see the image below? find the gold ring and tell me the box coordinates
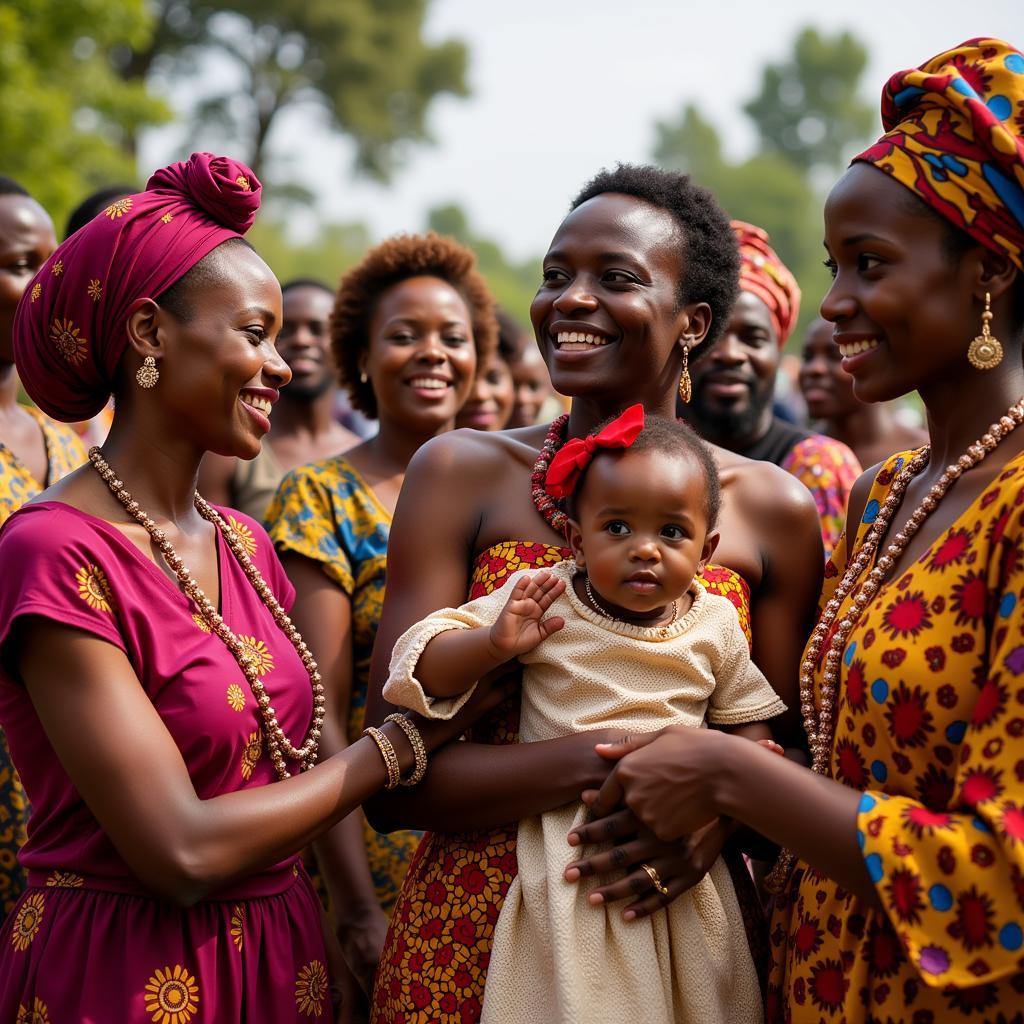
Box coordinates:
[641,862,669,897]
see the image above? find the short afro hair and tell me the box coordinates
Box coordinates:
[332,232,499,418]
[569,412,721,531]
[0,175,30,198]
[281,277,333,297]
[570,164,740,358]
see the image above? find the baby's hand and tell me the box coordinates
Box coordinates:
[757,738,785,757]
[488,571,566,660]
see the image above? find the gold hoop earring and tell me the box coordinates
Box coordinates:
[967,292,1003,370]
[136,355,159,389]
[678,345,692,404]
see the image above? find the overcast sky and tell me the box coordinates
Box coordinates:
[143,2,1023,260]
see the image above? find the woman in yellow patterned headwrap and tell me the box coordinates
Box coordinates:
[562,38,1024,1022]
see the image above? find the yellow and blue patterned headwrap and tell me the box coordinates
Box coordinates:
[853,37,1024,271]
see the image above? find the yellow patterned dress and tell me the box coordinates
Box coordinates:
[768,449,1024,1021]
[266,455,422,911]
[0,406,85,917]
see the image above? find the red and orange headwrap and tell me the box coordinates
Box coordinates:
[731,221,801,346]
[13,153,262,421]
[853,37,1024,271]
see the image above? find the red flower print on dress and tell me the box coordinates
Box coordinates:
[925,645,947,671]
[460,996,482,1023]
[886,867,926,925]
[1001,803,1024,844]
[938,845,957,875]
[945,983,1000,1014]
[793,915,824,962]
[914,764,954,809]
[881,647,907,668]
[451,917,478,946]
[885,682,935,748]
[971,679,1008,727]
[867,921,904,978]
[928,528,972,571]
[948,886,995,951]
[834,738,868,787]
[808,958,848,1011]
[903,804,955,838]
[882,590,933,639]
[845,660,868,711]
[951,571,991,626]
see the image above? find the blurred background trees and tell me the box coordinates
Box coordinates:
[4,9,875,339]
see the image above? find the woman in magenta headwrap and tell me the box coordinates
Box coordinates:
[562,38,1024,1021]
[0,154,497,1023]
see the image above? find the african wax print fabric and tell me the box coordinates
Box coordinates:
[0,407,84,918]
[768,449,1024,1021]
[266,455,422,911]
[733,221,801,345]
[0,503,330,1021]
[854,38,1024,271]
[370,541,762,1022]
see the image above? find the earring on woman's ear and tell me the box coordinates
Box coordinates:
[136,355,160,389]
[359,371,368,384]
[678,343,692,404]
[968,292,1003,370]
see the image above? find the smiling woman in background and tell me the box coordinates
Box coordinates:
[266,232,498,997]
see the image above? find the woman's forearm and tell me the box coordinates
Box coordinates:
[365,730,617,834]
[716,736,879,904]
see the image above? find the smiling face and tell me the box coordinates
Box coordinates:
[456,348,514,431]
[363,275,476,433]
[530,193,698,407]
[687,289,780,445]
[568,447,718,622]
[799,317,859,421]
[0,195,56,363]
[277,284,336,401]
[821,163,990,404]
[149,243,289,459]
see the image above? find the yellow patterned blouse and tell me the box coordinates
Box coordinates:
[0,406,86,916]
[768,449,1024,1020]
[266,455,421,912]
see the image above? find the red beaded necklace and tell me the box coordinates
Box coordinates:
[530,414,570,532]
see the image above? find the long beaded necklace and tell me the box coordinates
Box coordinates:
[531,413,570,533]
[88,447,326,780]
[767,398,1024,890]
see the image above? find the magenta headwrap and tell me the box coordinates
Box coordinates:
[13,153,262,421]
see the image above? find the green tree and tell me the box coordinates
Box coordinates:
[0,0,169,226]
[121,0,469,183]
[427,203,541,328]
[743,28,874,173]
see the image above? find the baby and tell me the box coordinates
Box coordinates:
[384,405,784,1024]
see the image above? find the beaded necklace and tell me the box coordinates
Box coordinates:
[88,447,325,780]
[530,414,570,533]
[767,398,1024,890]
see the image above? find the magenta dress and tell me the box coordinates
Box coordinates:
[0,502,331,1023]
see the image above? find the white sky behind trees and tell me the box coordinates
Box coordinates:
[143,1,1023,260]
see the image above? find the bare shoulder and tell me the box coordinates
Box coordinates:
[407,424,549,486]
[716,448,819,533]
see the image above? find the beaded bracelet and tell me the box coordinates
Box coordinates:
[385,713,428,786]
[363,725,401,789]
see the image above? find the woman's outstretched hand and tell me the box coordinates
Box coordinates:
[564,814,732,920]
[582,726,732,842]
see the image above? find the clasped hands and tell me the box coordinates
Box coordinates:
[562,725,746,920]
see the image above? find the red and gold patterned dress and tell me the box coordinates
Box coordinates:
[768,450,1024,1021]
[371,540,757,1023]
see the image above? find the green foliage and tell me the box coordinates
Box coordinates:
[744,28,874,173]
[133,0,469,183]
[427,204,540,328]
[0,0,169,227]
[652,28,876,344]
[246,217,372,290]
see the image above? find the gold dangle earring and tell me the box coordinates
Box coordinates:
[136,355,159,389]
[967,292,1003,370]
[678,343,692,404]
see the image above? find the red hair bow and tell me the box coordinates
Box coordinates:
[545,404,645,499]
